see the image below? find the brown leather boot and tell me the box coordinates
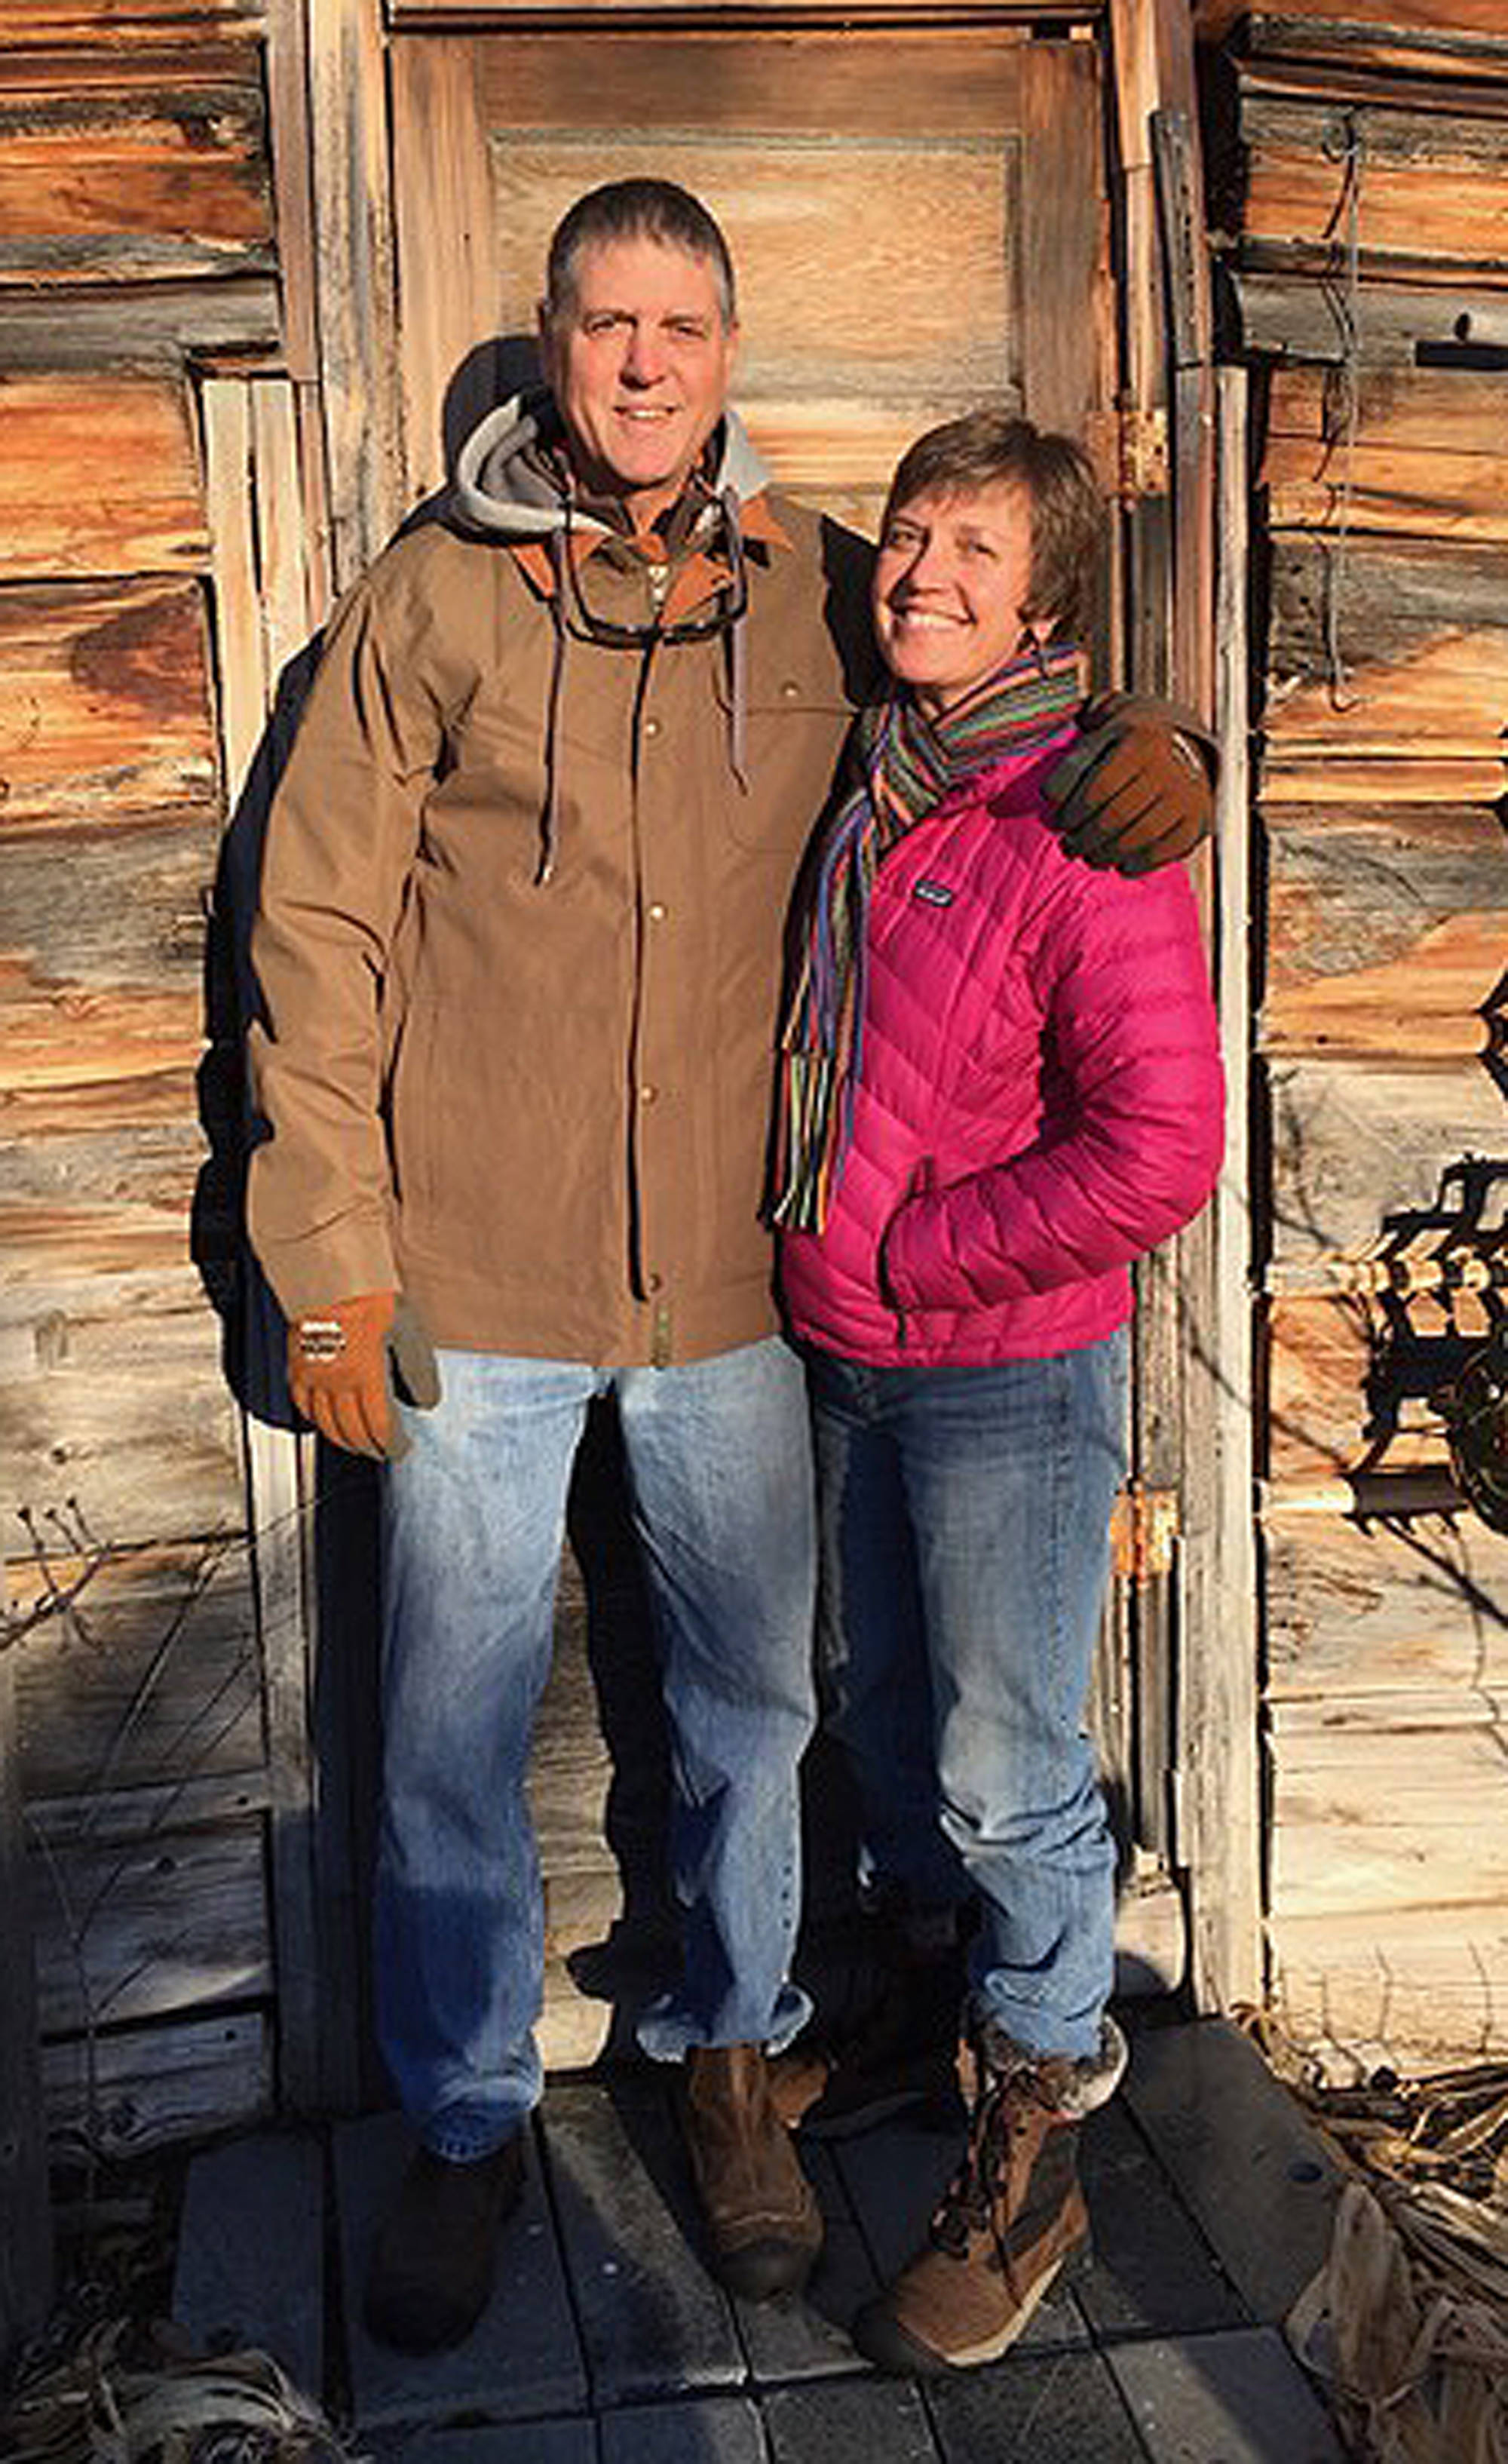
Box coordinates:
[851,2018,1126,2375]
[681,2044,823,2300]
[363,2136,524,2353]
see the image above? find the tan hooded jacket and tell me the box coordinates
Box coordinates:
[247,398,875,1365]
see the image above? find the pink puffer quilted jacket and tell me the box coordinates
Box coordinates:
[777,729,1225,1367]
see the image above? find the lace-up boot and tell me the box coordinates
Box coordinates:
[851,2016,1126,2374]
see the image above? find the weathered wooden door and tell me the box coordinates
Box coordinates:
[388,29,1109,529]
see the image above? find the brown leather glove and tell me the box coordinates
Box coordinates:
[287,1290,440,1460]
[1044,710,1215,875]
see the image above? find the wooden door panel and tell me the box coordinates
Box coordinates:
[394,32,1108,523]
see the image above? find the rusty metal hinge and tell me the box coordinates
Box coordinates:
[1117,403,1169,502]
[1111,1483,1180,1583]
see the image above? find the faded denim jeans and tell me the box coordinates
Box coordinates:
[808,1329,1128,2061]
[377,1337,817,2161]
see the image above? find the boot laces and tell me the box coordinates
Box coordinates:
[928,2049,1046,2258]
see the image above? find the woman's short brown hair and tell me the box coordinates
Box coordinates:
[882,410,1103,641]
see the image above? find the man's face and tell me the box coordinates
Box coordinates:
[872,483,1038,716]
[541,236,739,527]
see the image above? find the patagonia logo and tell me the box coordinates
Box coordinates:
[913,879,955,907]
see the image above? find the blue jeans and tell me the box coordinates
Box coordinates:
[808,1330,1127,2061]
[377,1337,817,2161]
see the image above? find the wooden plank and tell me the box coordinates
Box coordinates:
[334,2110,586,2430]
[0,277,279,368]
[541,2073,743,2402]
[6,1,262,32]
[1077,2098,1246,2340]
[1108,2327,1346,2462]
[41,2008,271,2159]
[1230,266,1508,365]
[473,26,1037,132]
[1239,91,1508,274]
[0,48,273,289]
[927,2352,1148,2464]
[1237,3,1508,75]
[1270,1716,1508,1922]
[375,2430,593,2464]
[1120,2019,1341,2326]
[1263,1508,1508,1703]
[1,1271,242,1548]
[1179,365,1261,2015]
[201,378,265,804]
[391,40,498,506]
[1019,37,1108,440]
[173,2128,323,2390]
[306,0,403,586]
[0,578,217,830]
[0,373,207,582]
[1267,1064,1508,1284]
[262,0,319,382]
[762,2381,937,2464]
[1259,750,1508,806]
[1269,1900,1508,2073]
[1265,1291,1458,1497]
[1265,534,1508,759]
[599,2404,764,2464]
[1264,364,1508,545]
[30,1815,271,2033]
[0,1584,54,2358]
[1261,798,1507,1064]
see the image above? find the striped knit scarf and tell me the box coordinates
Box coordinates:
[769,639,1083,1233]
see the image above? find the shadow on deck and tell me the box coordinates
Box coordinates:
[172,2016,1349,2462]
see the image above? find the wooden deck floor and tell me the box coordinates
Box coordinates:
[171,2018,1350,2463]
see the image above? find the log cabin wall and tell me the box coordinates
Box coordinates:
[0,0,324,2171]
[1207,0,1508,2073]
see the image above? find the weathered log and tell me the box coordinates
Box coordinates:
[1229,267,1508,366]
[1,1267,242,1548]
[1264,1506,1508,1704]
[0,373,207,581]
[1239,90,1508,274]
[0,579,217,830]
[1264,533,1508,757]
[1265,1291,1464,1498]
[11,1540,262,1802]
[0,46,273,288]
[1234,6,1508,83]
[1267,1063,1508,1284]
[29,1817,271,2033]
[41,2010,270,2162]
[1263,365,1508,544]
[1260,796,1507,1060]
[1270,1710,1508,1922]
[0,278,278,367]
[1270,1901,1508,2075]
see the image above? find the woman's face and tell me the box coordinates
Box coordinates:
[872,481,1037,716]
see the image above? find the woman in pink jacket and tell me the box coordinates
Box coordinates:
[772,410,1224,2376]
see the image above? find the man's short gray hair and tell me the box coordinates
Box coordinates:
[545,179,737,327]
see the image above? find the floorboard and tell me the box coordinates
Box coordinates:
[1108,2327,1348,2462]
[170,2125,323,2394]
[1120,2022,1342,2326]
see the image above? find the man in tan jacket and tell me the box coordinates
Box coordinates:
[248,177,1212,2355]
